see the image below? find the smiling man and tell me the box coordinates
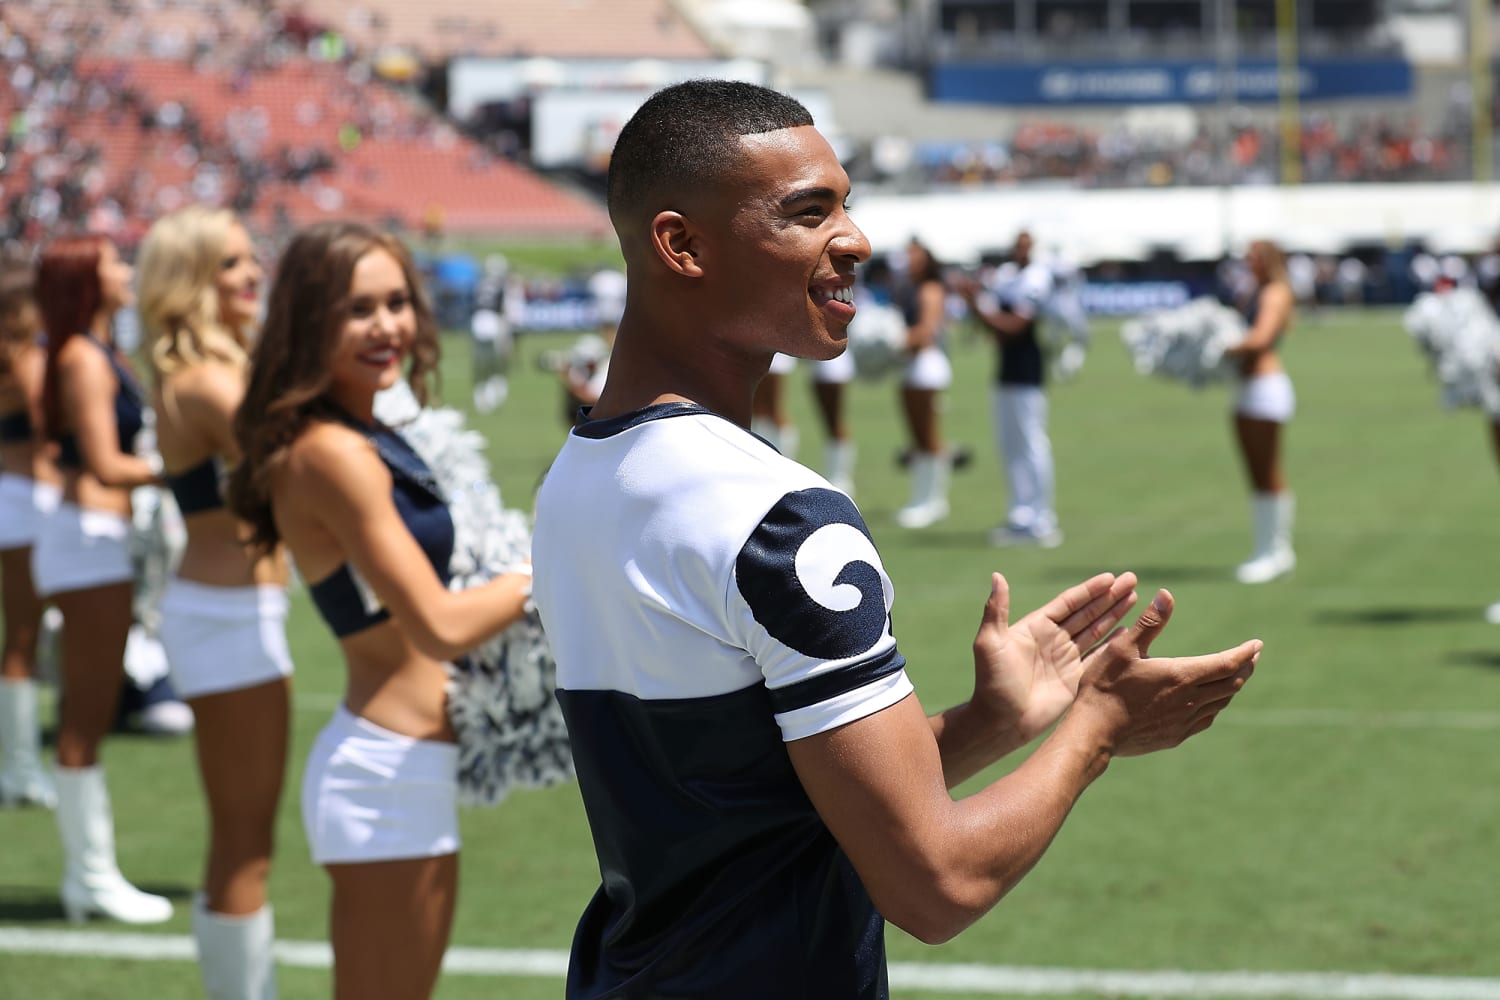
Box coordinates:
[530,80,1262,1000]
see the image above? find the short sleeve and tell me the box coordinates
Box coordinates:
[728,487,913,742]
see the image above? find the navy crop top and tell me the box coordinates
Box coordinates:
[307,421,454,638]
[56,336,147,469]
[0,409,30,443]
[165,456,224,516]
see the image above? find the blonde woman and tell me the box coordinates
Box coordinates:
[33,235,170,923]
[138,207,289,997]
[0,262,61,807]
[1224,240,1297,584]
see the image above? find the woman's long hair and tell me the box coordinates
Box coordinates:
[138,206,249,382]
[36,235,107,440]
[0,264,40,380]
[228,221,440,552]
[1250,239,1288,286]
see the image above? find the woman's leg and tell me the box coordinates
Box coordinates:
[1233,415,1285,494]
[901,386,942,455]
[812,380,846,443]
[0,546,43,682]
[191,677,291,914]
[0,544,53,806]
[52,582,132,768]
[327,854,459,1000]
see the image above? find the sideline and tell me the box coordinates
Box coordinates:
[2,927,1499,999]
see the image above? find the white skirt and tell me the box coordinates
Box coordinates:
[1235,372,1296,423]
[0,474,60,551]
[903,345,952,391]
[159,581,293,699]
[31,502,132,597]
[812,349,856,386]
[302,706,460,865]
[767,352,797,377]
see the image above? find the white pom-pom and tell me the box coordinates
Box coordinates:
[1402,287,1500,415]
[846,300,908,380]
[1120,297,1246,389]
[373,383,574,807]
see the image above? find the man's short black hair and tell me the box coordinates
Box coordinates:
[607,80,814,223]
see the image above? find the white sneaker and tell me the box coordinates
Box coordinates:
[136,700,194,736]
[989,525,1064,549]
[1485,601,1500,624]
[895,499,949,529]
[1235,549,1295,584]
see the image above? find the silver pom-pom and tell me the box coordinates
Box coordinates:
[1403,287,1500,416]
[374,382,574,806]
[847,299,909,380]
[1120,297,1246,389]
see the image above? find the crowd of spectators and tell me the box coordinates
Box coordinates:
[851,112,1469,190]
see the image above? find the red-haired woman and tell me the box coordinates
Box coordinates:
[0,261,61,807]
[32,235,170,923]
[230,222,531,999]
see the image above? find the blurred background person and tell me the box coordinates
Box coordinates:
[962,230,1064,548]
[0,255,61,808]
[33,234,171,923]
[894,238,954,529]
[138,205,291,998]
[1225,239,1298,584]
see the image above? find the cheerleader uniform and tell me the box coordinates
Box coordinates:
[0,409,60,552]
[157,457,293,699]
[1233,295,1296,423]
[31,336,142,597]
[301,422,460,865]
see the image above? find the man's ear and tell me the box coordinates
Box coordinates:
[650,211,705,279]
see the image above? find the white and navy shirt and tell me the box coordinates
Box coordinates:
[532,401,914,1000]
[989,260,1055,387]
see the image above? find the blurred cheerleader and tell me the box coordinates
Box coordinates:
[893,238,953,528]
[0,259,60,808]
[1224,240,1297,584]
[229,222,531,999]
[33,235,171,923]
[750,353,800,460]
[137,206,289,997]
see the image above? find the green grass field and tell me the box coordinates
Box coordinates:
[2,307,1498,999]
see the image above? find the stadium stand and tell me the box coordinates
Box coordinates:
[0,0,610,245]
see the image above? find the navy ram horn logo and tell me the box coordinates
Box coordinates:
[735,488,892,660]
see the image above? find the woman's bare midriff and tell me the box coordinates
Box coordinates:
[174,508,288,588]
[339,621,455,744]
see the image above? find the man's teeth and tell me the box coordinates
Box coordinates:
[817,286,854,305]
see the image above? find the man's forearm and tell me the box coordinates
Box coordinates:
[929,698,1029,789]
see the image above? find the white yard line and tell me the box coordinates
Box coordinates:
[2,927,1498,999]
[289,692,1500,731]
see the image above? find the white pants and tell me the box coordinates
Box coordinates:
[0,474,60,550]
[302,706,459,865]
[159,581,293,699]
[992,385,1057,533]
[903,345,952,391]
[1235,372,1296,423]
[31,502,132,597]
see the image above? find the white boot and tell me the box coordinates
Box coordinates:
[0,678,56,808]
[1236,492,1296,584]
[194,894,279,1000]
[750,417,778,448]
[55,766,173,924]
[896,452,950,529]
[825,441,857,497]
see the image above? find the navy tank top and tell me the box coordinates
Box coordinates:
[165,456,224,516]
[307,421,454,638]
[56,336,146,468]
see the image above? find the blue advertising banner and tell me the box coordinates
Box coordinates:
[931,58,1411,105]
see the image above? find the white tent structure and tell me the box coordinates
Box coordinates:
[849,183,1500,264]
